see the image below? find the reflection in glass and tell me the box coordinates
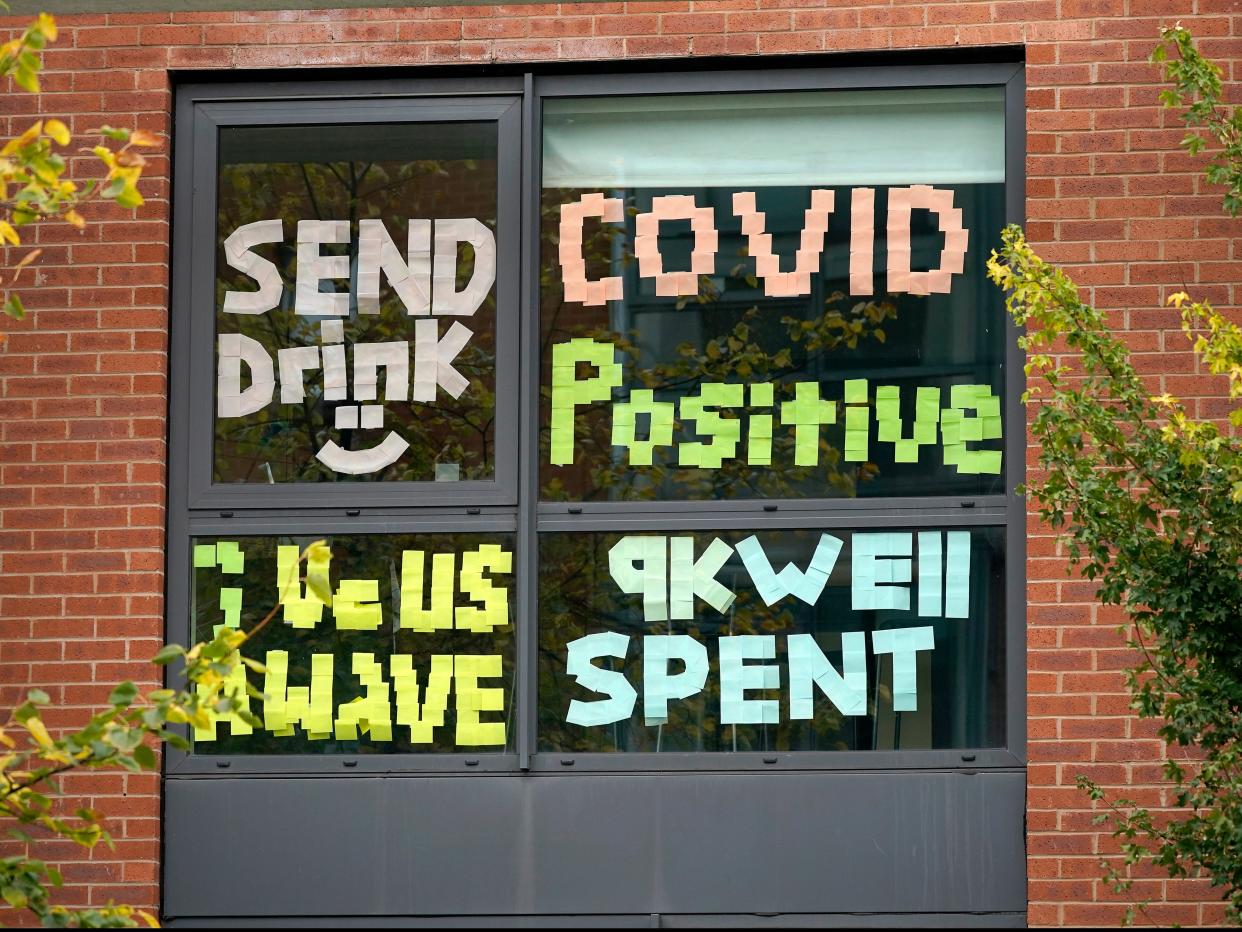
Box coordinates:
[191,533,515,755]
[214,123,499,484]
[538,527,1005,753]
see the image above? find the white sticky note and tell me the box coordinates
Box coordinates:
[360,405,383,429]
[851,532,913,611]
[222,218,284,315]
[608,536,668,623]
[717,635,780,725]
[642,635,708,726]
[918,531,943,617]
[787,632,868,718]
[565,632,637,727]
[945,531,971,618]
[871,626,935,712]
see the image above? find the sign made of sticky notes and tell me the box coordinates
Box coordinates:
[565,530,974,728]
[192,540,513,748]
[216,217,496,477]
[556,185,967,305]
[549,337,1003,475]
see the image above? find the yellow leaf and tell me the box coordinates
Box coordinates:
[0,221,19,246]
[37,13,57,42]
[0,730,13,749]
[139,911,159,929]
[44,119,70,147]
[63,210,84,230]
[2,121,43,157]
[128,129,160,148]
[91,145,116,169]
[25,717,52,748]
[14,248,41,271]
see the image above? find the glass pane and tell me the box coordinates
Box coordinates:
[540,91,1007,502]
[191,533,515,754]
[543,88,1005,188]
[214,122,498,484]
[538,527,1005,753]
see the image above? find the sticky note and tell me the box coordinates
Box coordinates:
[565,632,638,727]
[609,536,668,622]
[851,532,912,611]
[643,635,708,726]
[454,654,506,746]
[456,544,512,633]
[193,544,216,569]
[679,383,744,469]
[334,652,393,743]
[871,626,935,712]
[779,381,836,467]
[668,536,737,618]
[787,632,867,718]
[392,653,453,744]
[215,541,244,574]
[193,661,252,742]
[612,389,674,467]
[400,550,455,632]
[718,635,780,725]
[917,531,943,617]
[549,338,623,466]
[945,531,971,618]
[219,587,242,629]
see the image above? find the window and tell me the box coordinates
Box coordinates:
[168,66,1023,774]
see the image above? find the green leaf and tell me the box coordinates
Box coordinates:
[151,644,184,666]
[114,185,143,209]
[12,66,37,93]
[107,682,138,707]
[4,293,25,320]
[132,744,156,770]
[26,688,48,705]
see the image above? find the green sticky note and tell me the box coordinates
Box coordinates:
[915,387,941,421]
[893,439,919,463]
[193,544,216,568]
[877,419,901,442]
[751,383,774,406]
[960,417,984,442]
[875,385,899,402]
[914,421,937,444]
[219,587,242,628]
[977,396,1001,419]
[216,541,244,574]
[876,399,900,422]
[950,383,975,408]
[975,450,1003,474]
[844,379,868,404]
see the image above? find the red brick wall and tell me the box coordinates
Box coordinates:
[0,0,1236,925]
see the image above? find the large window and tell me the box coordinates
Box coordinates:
[168,68,1022,773]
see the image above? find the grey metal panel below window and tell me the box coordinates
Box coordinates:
[163,771,1024,919]
[165,911,1025,928]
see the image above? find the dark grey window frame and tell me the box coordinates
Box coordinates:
[166,60,1025,778]
[179,92,523,511]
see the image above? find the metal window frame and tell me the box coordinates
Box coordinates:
[166,59,1025,779]
[174,91,523,511]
